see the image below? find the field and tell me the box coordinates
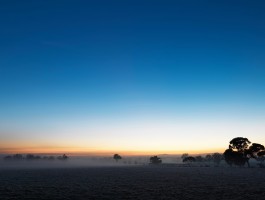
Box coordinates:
[1,165,265,200]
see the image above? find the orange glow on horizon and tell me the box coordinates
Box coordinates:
[0,145,226,156]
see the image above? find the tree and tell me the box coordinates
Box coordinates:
[229,137,251,152]
[26,154,41,160]
[223,149,234,166]
[212,153,222,165]
[257,150,265,157]
[113,154,122,162]
[150,156,162,164]
[227,137,251,167]
[246,143,265,158]
[48,156,55,160]
[57,154,68,160]
[13,154,23,160]
[183,156,196,163]
[224,137,250,167]
[205,154,213,162]
[195,156,203,162]
[257,151,265,167]
[224,149,248,167]
[181,153,189,160]
[3,155,12,160]
[224,137,264,167]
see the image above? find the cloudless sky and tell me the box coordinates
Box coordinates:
[0,0,265,155]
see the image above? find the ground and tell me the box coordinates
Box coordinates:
[1,166,265,200]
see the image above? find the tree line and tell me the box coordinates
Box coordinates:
[3,154,69,161]
[181,153,223,165]
[4,137,265,167]
[116,137,265,167]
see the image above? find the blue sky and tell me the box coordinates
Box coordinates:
[0,0,265,154]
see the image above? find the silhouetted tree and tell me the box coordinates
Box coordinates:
[3,154,23,160]
[26,154,34,160]
[26,154,41,160]
[224,137,263,167]
[48,156,55,160]
[181,153,189,160]
[3,155,12,160]
[13,154,23,160]
[205,154,213,162]
[183,156,196,163]
[229,137,251,152]
[257,151,265,167]
[246,143,265,158]
[223,149,233,166]
[113,154,122,162]
[257,150,265,157]
[224,149,247,167]
[150,156,162,164]
[212,153,222,165]
[195,156,203,162]
[227,137,251,167]
[57,154,68,160]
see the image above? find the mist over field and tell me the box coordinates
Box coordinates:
[0,154,263,170]
[0,155,184,169]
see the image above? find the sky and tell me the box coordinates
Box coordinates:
[0,0,265,155]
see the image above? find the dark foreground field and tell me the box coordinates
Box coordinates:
[1,166,265,200]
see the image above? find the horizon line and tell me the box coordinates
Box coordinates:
[0,148,226,156]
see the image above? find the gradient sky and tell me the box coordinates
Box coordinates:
[1,0,265,155]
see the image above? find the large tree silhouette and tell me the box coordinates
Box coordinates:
[224,149,248,167]
[229,137,251,152]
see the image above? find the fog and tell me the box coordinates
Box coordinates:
[2,154,261,170]
[0,154,188,169]
[0,156,144,169]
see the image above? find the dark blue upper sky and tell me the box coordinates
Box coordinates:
[1,0,265,153]
[1,0,265,122]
